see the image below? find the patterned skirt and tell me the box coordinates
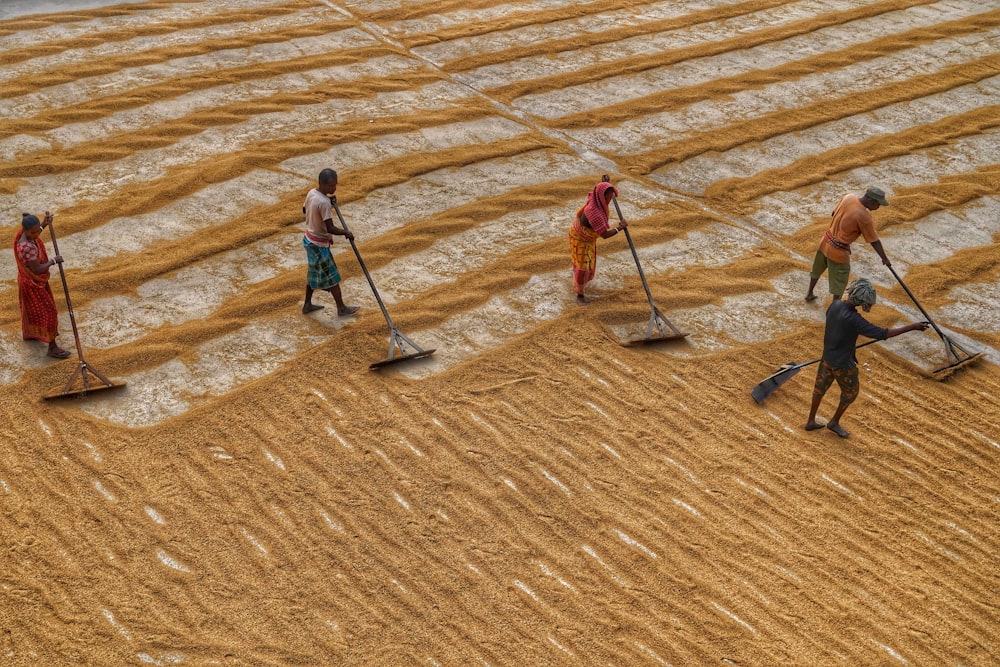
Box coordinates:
[568,217,599,295]
[303,237,341,290]
[18,276,59,343]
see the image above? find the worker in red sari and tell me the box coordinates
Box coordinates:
[14,212,69,358]
[568,178,627,305]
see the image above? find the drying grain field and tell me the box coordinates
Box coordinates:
[2,0,998,664]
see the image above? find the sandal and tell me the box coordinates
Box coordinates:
[47,347,71,359]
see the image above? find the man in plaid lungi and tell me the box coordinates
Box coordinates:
[302,168,359,316]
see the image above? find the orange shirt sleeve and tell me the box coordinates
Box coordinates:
[856,211,879,244]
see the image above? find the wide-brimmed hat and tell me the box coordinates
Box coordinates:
[865,187,890,207]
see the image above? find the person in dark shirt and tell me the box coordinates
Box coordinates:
[805,278,928,438]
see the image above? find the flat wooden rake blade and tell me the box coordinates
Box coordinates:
[751,364,801,404]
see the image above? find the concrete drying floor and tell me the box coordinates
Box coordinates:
[1,1,998,664]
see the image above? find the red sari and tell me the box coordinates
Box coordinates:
[567,182,618,296]
[14,229,59,343]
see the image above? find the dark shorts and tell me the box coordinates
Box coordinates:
[810,251,850,297]
[813,361,859,406]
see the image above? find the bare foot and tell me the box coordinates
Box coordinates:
[576,295,587,305]
[47,347,71,359]
[804,293,817,302]
[302,303,324,314]
[804,420,825,431]
[337,305,360,316]
[827,422,850,438]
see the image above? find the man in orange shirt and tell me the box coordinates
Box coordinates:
[805,187,892,302]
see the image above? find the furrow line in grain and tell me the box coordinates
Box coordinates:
[419,0,793,71]
[0,0,299,39]
[0,1,312,67]
[491,0,980,110]
[0,35,401,135]
[701,102,1000,202]
[0,50,433,168]
[358,0,628,26]
[1,82,494,231]
[630,56,1000,176]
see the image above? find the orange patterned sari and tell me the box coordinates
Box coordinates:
[568,215,599,296]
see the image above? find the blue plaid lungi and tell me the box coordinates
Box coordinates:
[303,237,341,290]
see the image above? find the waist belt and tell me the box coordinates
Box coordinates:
[305,230,332,246]
[823,230,851,254]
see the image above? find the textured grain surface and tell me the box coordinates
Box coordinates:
[1,0,998,664]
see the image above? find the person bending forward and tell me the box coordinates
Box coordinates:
[805,278,927,438]
[806,187,892,303]
[568,179,626,305]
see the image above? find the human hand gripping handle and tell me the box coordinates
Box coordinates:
[326,194,353,240]
[40,212,63,268]
[887,320,930,339]
[871,239,891,267]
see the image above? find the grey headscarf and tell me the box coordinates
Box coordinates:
[846,278,877,311]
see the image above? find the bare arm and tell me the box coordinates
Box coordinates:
[321,196,354,240]
[600,219,627,239]
[886,321,929,338]
[25,255,62,274]
[25,211,63,273]
[870,239,891,267]
[323,216,353,241]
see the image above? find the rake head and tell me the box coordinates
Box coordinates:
[370,348,435,370]
[929,335,983,380]
[619,309,688,346]
[751,364,801,404]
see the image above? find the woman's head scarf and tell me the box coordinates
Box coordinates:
[581,181,618,234]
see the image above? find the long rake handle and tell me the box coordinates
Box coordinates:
[788,337,881,372]
[887,265,947,342]
[889,266,978,367]
[46,220,86,360]
[43,219,118,397]
[331,200,395,328]
[603,176,658,313]
[610,197,657,312]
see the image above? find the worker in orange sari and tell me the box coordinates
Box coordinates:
[14,212,69,358]
[568,178,627,305]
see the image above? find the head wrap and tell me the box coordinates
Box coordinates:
[22,213,40,230]
[846,278,877,310]
[581,181,618,235]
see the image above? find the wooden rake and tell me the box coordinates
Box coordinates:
[888,266,982,377]
[604,175,687,346]
[332,200,435,369]
[43,219,125,400]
